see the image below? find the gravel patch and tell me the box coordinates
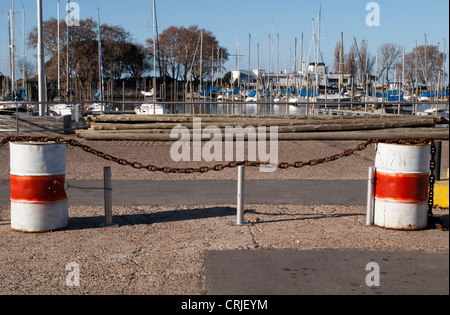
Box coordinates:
[0,204,447,295]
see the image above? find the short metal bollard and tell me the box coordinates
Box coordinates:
[231,166,251,226]
[63,115,72,134]
[104,166,113,226]
[366,167,376,226]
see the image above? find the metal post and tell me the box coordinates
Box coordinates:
[433,141,442,181]
[63,114,71,134]
[232,166,250,226]
[104,166,112,226]
[37,0,45,116]
[366,167,376,226]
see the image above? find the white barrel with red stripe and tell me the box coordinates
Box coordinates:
[10,142,68,232]
[373,142,431,230]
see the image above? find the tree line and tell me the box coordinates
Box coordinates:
[26,19,228,96]
[333,40,447,87]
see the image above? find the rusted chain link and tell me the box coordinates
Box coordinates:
[428,141,436,227]
[0,136,268,173]
[0,136,433,174]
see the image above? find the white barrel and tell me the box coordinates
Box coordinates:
[10,142,66,176]
[375,143,431,174]
[10,142,68,232]
[373,143,430,230]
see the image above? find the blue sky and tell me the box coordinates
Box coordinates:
[1,0,449,81]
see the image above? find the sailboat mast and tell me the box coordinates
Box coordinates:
[257,42,259,101]
[152,0,157,104]
[236,36,240,100]
[98,8,105,102]
[22,5,26,101]
[402,47,405,94]
[300,32,303,89]
[57,0,60,93]
[66,0,72,102]
[312,19,318,94]
[248,33,251,92]
[7,14,11,96]
[10,0,16,98]
[294,38,297,73]
[276,34,279,92]
[424,33,428,88]
[444,38,447,87]
[317,4,321,66]
[268,34,270,91]
[340,32,344,93]
[37,0,45,114]
[199,30,203,99]
[318,5,321,95]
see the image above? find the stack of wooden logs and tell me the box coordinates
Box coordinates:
[76,114,449,141]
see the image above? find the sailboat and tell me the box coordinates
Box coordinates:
[86,8,112,114]
[48,0,82,120]
[135,0,165,115]
[135,88,165,114]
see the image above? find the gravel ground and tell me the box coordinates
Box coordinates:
[0,134,448,295]
[0,204,448,295]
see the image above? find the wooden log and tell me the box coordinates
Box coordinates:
[91,120,437,134]
[76,127,449,141]
[276,119,436,132]
[92,116,438,131]
[86,113,443,124]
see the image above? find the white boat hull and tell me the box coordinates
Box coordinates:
[135,103,165,115]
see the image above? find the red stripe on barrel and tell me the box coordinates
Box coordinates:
[375,172,429,202]
[10,175,67,202]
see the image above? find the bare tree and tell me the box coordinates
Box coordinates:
[396,44,447,86]
[357,40,376,84]
[345,41,357,80]
[378,43,403,84]
[17,58,37,80]
[145,25,228,85]
[333,41,344,73]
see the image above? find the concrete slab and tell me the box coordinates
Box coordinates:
[0,179,368,206]
[205,250,449,295]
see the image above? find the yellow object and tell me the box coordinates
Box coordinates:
[434,169,449,208]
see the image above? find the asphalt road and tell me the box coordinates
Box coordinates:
[0,179,368,206]
[205,250,449,295]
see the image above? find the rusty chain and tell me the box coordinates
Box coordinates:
[0,136,267,173]
[428,141,436,227]
[0,135,434,174]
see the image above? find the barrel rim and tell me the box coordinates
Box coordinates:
[377,142,431,147]
[10,200,69,205]
[372,223,427,231]
[373,199,428,230]
[9,141,67,146]
[10,199,69,233]
[11,224,68,233]
[374,197,429,204]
